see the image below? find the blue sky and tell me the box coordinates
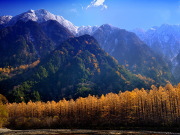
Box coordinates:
[0,0,180,30]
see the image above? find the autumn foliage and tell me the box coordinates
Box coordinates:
[0,94,8,128]
[5,84,180,129]
[0,60,40,74]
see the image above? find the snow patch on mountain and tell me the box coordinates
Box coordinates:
[0,15,13,25]
[77,25,99,36]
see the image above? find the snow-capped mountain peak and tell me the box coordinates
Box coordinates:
[6,9,78,34]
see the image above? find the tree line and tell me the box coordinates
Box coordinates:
[1,83,180,129]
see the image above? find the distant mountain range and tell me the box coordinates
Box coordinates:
[0,9,179,102]
[133,24,180,81]
[133,24,180,60]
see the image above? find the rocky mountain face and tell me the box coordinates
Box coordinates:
[41,20,74,46]
[89,24,174,84]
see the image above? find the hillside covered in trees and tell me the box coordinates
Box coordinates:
[0,84,180,131]
[0,35,154,102]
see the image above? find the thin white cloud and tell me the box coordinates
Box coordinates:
[87,0,108,10]
[70,8,78,13]
[80,4,84,10]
